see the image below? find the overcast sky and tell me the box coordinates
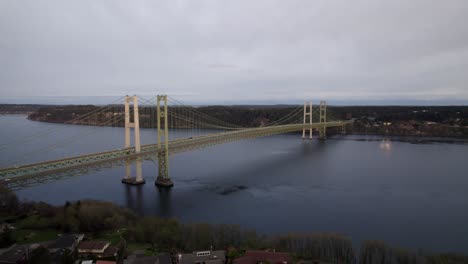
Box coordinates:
[1,0,468,104]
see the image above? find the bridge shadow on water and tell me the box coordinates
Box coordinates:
[194,138,339,187]
[122,137,344,217]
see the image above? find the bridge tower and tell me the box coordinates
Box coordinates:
[155,95,173,188]
[122,95,145,185]
[319,101,327,139]
[302,101,313,139]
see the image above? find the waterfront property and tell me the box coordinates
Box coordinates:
[177,250,226,264]
[77,241,119,260]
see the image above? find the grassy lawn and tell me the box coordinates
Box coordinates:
[94,230,159,256]
[94,230,125,246]
[14,229,59,244]
[126,242,159,256]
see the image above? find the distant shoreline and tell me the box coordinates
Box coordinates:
[3,114,468,141]
[1,104,467,138]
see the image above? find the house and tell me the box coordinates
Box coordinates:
[177,250,226,264]
[233,251,291,264]
[78,241,110,254]
[0,245,27,264]
[78,241,118,259]
[48,234,84,253]
[124,252,171,264]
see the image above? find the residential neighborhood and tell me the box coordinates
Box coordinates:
[0,233,300,264]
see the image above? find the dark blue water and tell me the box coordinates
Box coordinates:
[1,115,468,254]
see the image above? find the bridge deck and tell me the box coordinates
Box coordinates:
[0,122,350,187]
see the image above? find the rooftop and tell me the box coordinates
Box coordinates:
[49,234,83,251]
[101,245,119,257]
[78,241,110,253]
[179,250,225,264]
[0,245,27,264]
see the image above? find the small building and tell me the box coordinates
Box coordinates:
[48,234,84,253]
[234,250,291,264]
[78,241,110,254]
[78,241,118,259]
[178,250,226,264]
[0,245,28,264]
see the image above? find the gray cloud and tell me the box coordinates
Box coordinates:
[1,0,467,104]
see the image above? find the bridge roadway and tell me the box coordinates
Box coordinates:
[0,121,350,188]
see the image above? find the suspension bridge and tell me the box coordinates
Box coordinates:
[0,95,352,190]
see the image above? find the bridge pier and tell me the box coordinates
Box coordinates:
[155,150,173,187]
[319,101,327,140]
[155,177,173,188]
[121,158,145,185]
[121,95,145,185]
[155,95,173,188]
[302,101,313,139]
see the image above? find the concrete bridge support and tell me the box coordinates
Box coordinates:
[155,95,173,188]
[302,101,313,139]
[319,101,327,139]
[122,95,145,185]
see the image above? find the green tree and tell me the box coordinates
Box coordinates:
[0,186,19,215]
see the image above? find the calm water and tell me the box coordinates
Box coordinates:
[1,115,468,254]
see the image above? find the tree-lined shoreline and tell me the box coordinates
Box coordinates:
[1,104,466,137]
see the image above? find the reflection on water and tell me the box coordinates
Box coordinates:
[124,185,144,214]
[123,183,173,217]
[156,186,172,217]
[379,139,392,152]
